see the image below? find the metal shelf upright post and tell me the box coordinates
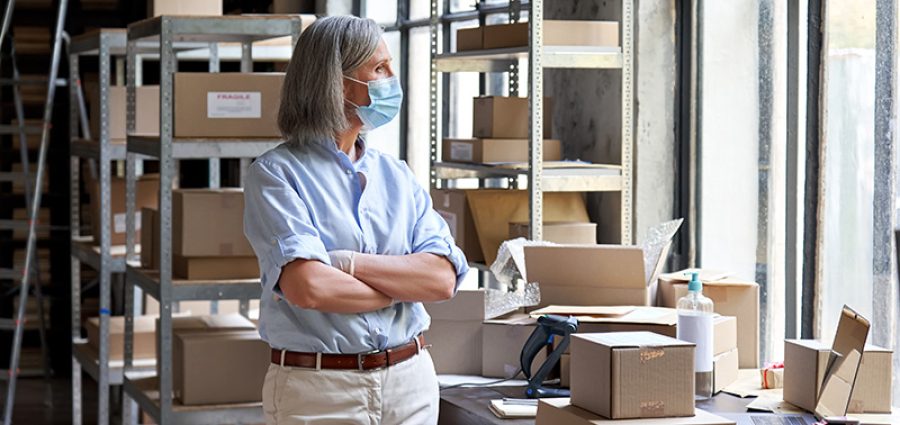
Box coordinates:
[121,15,303,425]
[428,0,634,250]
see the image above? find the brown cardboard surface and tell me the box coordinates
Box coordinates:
[157,313,257,379]
[173,73,283,138]
[509,221,597,245]
[456,26,483,51]
[467,190,589,264]
[713,316,737,356]
[483,20,620,50]
[172,255,259,280]
[149,0,222,17]
[537,306,678,353]
[86,315,157,360]
[430,189,484,263]
[442,138,562,163]
[140,208,158,269]
[713,348,739,393]
[473,96,553,139]
[424,289,486,321]
[815,307,870,418]
[658,271,760,368]
[172,189,254,257]
[560,353,571,388]
[175,330,269,405]
[784,339,892,414]
[525,245,649,307]
[481,314,546,378]
[87,174,159,246]
[85,84,159,141]
[536,399,733,425]
[425,320,482,375]
[570,332,695,419]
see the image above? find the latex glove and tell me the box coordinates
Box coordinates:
[328,250,356,276]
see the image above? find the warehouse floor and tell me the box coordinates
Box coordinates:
[1,376,98,425]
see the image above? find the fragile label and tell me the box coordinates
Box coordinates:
[114,211,142,234]
[450,142,474,162]
[207,92,262,119]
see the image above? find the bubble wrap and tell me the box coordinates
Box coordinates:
[640,218,684,284]
[483,238,551,318]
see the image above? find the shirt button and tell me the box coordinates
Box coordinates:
[345,169,352,175]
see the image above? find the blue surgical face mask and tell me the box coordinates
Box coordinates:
[344,75,403,131]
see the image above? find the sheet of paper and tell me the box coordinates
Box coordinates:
[852,408,900,425]
[745,394,804,414]
[722,369,783,398]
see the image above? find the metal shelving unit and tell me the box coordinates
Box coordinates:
[121,15,303,425]
[429,0,634,245]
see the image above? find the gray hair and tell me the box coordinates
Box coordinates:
[278,16,383,146]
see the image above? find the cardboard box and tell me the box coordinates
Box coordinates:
[87,174,160,246]
[430,189,483,263]
[713,315,737,356]
[536,399,732,425]
[784,340,892,414]
[158,314,257,380]
[570,332,695,419]
[174,330,269,405]
[535,306,679,353]
[173,255,259,280]
[173,189,254,257]
[174,73,284,138]
[424,290,486,374]
[456,26,483,51]
[560,353,570,388]
[442,138,562,164]
[525,245,664,307]
[86,315,157,360]
[140,207,158,269]
[473,96,553,139]
[149,0,222,17]
[483,20,620,50]
[481,314,546,378]
[509,221,596,245]
[712,348,738,393]
[86,84,159,141]
[467,190,589,265]
[658,270,760,368]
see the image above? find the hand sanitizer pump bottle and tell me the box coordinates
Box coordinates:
[676,271,715,400]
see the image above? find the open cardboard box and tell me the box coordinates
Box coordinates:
[788,305,872,421]
[525,241,672,307]
[531,306,679,351]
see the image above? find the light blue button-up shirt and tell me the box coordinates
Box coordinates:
[243,138,469,354]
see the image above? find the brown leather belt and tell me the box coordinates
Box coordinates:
[271,334,425,371]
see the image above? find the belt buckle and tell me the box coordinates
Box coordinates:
[358,348,382,371]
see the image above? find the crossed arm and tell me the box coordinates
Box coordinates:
[278,252,456,314]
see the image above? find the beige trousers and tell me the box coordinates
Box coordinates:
[262,349,440,425]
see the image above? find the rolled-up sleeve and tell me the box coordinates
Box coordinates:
[243,160,330,295]
[406,169,469,290]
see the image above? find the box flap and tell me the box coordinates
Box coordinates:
[573,331,693,349]
[532,306,677,326]
[536,399,734,425]
[525,245,645,288]
[660,269,758,288]
[483,313,536,326]
[814,305,870,418]
[531,305,634,317]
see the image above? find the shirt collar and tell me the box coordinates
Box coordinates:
[311,137,369,168]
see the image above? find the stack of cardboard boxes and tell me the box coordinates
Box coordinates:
[140,188,259,280]
[443,96,560,164]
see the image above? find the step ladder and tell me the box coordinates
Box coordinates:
[0,1,70,424]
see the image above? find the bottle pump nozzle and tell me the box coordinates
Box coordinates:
[686,271,702,292]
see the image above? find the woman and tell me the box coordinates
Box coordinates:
[243,15,468,425]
